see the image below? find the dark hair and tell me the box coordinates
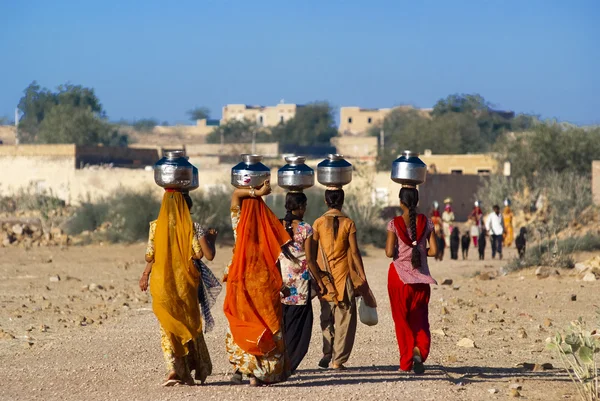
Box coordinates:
[493,204,500,211]
[399,187,421,269]
[183,192,193,210]
[282,192,307,239]
[279,192,307,264]
[325,189,345,240]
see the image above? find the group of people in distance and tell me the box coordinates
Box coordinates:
[430,198,521,262]
[138,181,446,387]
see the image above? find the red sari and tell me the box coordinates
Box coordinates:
[387,215,434,371]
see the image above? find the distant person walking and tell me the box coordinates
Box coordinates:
[503,199,514,247]
[441,198,455,248]
[486,205,505,260]
[385,186,438,374]
[469,202,484,247]
[430,201,445,261]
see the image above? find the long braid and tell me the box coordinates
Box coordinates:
[409,204,421,269]
[400,187,421,269]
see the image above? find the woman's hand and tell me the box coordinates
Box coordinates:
[139,262,153,292]
[139,272,149,292]
[206,228,219,243]
[280,285,291,298]
[255,180,272,197]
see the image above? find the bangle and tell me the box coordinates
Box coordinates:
[250,188,256,198]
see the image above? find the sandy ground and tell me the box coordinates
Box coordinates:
[0,243,598,401]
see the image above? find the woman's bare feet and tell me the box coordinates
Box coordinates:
[162,370,181,387]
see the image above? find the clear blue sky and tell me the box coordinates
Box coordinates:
[1,0,598,125]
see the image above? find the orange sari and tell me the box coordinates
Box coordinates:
[224,197,291,356]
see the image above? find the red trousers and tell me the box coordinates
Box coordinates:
[387,266,431,371]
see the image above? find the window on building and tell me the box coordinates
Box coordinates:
[368,117,372,124]
[258,115,264,126]
[477,169,491,176]
[451,169,463,175]
[280,116,284,123]
[348,117,353,124]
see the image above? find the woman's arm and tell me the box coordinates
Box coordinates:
[199,235,215,261]
[231,181,271,209]
[305,236,326,294]
[427,231,438,257]
[385,231,397,258]
[348,232,366,281]
[139,261,153,292]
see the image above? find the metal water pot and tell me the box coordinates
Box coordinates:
[317,154,352,187]
[278,156,314,192]
[231,154,271,188]
[154,150,199,191]
[391,150,427,186]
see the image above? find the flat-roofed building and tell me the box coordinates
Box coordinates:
[222,103,300,127]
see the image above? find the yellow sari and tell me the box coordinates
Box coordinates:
[147,191,211,383]
[503,206,514,247]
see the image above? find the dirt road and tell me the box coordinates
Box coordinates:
[0,244,596,400]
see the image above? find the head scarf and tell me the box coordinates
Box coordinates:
[150,191,201,357]
[224,197,291,356]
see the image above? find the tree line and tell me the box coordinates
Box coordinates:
[12,81,600,185]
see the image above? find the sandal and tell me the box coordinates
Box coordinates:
[412,347,425,375]
[162,379,182,387]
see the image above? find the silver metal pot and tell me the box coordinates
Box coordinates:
[278,155,314,192]
[317,154,352,188]
[231,154,271,188]
[391,150,427,186]
[154,150,199,191]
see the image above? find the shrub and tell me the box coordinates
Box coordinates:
[66,189,160,243]
[190,188,236,242]
[504,233,600,272]
[547,314,600,401]
[0,185,65,219]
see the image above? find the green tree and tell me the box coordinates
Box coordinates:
[496,123,600,186]
[37,104,127,146]
[16,81,115,145]
[206,119,270,144]
[271,102,338,146]
[132,118,159,132]
[187,107,211,122]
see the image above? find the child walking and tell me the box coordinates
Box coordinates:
[385,186,438,374]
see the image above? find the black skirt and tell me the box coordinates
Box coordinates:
[283,301,314,373]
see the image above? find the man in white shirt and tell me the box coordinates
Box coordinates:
[485,205,505,260]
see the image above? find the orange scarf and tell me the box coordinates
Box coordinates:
[223,197,291,356]
[150,191,201,357]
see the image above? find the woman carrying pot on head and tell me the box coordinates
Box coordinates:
[139,190,216,386]
[430,201,445,261]
[223,180,294,386]
[278,192,329,373]
[385,186,438,375]
[503,199,514,247]
[311,187,372,370]
[441,198,455,247]
[469,201,484,247]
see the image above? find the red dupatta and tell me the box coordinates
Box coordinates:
[393,214,428,248]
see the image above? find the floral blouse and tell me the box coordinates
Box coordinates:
[279,222,313,306]
[145,220,203,260]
